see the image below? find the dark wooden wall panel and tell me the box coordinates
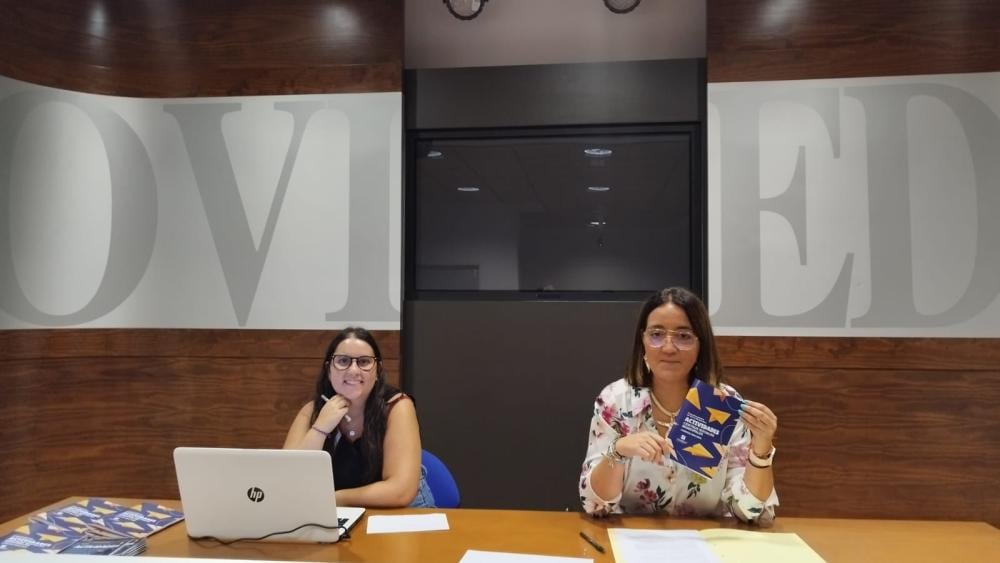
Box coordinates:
[0,0,402,96]
[4,331,997,525]
[0,329,400,361]
[0,329,400,523]
[723,365,1000,525]
[708,0,1000,82]
[719,337,1000,526]
[718,337,1000,371]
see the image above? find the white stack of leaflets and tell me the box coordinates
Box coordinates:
[59,537,146,556]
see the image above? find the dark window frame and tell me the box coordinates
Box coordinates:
[404,123,705,301]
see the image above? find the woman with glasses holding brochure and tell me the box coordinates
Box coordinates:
[283,327,436,508]
[579,288,779,525]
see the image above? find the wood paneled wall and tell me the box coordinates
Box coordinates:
[3,0,998,529]
[0,329,401,523]
[2,332,997,524]
[706,0,1000,526]
[708,0,1000,82]
[0,0,409,525]
[0,0,402,96]
[0,0,411,525]
[718,337,1000,526]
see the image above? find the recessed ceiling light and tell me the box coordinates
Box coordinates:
[587,186,611,192]
[584,148,613,157]
[457,186,480,192]
[588,220,607,226]
[427,150,443,159]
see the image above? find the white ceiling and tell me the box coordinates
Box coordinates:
[405,0,706,69]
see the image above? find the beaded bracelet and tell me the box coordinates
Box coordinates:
[604,437,628,467]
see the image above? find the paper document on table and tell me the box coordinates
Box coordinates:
[459,550,592,563]
[608,529,721,563]
[365,513,449,534]
[700,529,826,562]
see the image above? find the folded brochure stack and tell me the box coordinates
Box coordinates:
[0,498,183,555]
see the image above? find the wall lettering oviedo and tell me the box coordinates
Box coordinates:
[0,76,402,329]
[708,72,1000,337]
[4,72,998,335]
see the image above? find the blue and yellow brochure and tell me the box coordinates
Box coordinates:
[98,503,185,538]
[0,520,82,553]
[0,498,181,554]
[31,497,128,536]
[667,379,744,479]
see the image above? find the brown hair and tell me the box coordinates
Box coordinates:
[624,287,723,388]
[310,327,394,483]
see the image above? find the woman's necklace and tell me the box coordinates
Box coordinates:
[341,415,362,438]
[649,392,679,427]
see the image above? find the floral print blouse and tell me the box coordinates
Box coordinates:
[579,378,778,526]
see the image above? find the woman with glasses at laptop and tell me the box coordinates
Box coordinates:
[283,327,436,508]
[579,287,779,525]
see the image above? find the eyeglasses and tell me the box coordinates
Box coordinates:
[329,354,378,371]
[643,328,698,350]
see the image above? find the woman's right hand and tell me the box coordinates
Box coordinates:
[615,432,673,462]
[314,394,351,432]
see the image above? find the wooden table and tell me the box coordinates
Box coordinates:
[3,499,998,562]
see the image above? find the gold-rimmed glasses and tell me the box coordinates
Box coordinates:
[643,328,698,350]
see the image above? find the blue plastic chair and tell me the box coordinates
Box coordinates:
[421,449,460,508]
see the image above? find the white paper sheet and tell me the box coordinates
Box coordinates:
[365,513,450,534]
[459,550,593,563]
[608,529,722,563]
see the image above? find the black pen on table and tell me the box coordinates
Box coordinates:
[579,531,606,554]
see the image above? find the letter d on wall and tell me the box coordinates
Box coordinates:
[0,91,158,326]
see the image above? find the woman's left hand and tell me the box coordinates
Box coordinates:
[740,401,778,454]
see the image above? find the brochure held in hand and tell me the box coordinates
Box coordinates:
[667,379,744,479]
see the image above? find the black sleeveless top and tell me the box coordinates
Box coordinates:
[321,386,407,489]
[331,435,369,490]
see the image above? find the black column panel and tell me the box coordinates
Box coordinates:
[404,59,705,510]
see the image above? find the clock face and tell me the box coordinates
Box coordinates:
[604,0,642,14]
[445,0,486,20]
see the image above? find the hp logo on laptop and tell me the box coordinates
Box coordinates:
[247,487,265,502]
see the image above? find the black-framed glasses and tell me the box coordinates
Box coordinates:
[643,328,698,350]
[329,355,378,371]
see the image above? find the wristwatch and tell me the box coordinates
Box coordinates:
[748,445,775,468]
[604,437,628,467]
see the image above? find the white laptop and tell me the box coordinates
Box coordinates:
[173,447,365,543]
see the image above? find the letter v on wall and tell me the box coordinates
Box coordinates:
[164,101,324,326]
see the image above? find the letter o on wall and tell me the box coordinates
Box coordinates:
[0,90,158,326]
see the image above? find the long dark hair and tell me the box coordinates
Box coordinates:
[625,287,723,389]
[309,326,396,483]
